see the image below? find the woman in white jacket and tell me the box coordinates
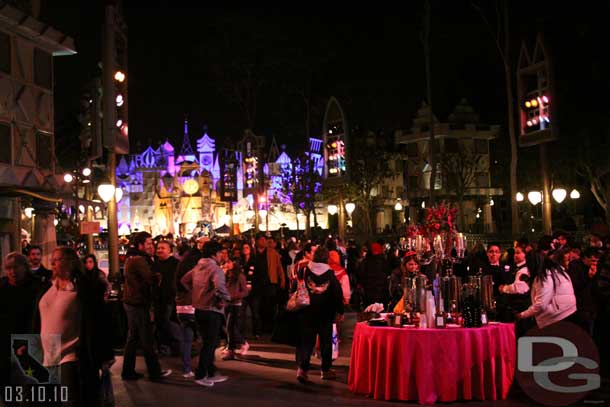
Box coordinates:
[517,251,577,329]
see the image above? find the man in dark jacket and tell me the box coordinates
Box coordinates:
[121,232,171,381]
[153,240,181,356]
[27,245,52,283]
[568,247,600,335]
[356,243,389,307]
[0,252,40,388]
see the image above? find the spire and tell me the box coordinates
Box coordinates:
[176,115,197,164]
[267,135,280,162]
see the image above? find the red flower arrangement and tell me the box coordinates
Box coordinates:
[421,202,458,237]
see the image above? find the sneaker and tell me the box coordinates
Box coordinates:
[195,378,214,387]
[121,372,144,381]
[206,373,228,383]
[221,350,235,361]
[321,369,337,380]
[237,341,250,355]
[150,369,172,380]
[182,372,195,378]
[296,368,309,384]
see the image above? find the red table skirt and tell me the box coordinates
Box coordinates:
[348,322,516,404]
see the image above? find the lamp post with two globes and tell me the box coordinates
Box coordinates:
[515,187,580,233]
[97,181,123,278]
[63,167,93,250]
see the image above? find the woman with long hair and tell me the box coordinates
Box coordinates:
[34,247,114,406]
[390,251,420,312]
[82,254,111,300]
[517,250,578,329]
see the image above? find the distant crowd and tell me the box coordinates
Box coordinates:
[3,229,610,405]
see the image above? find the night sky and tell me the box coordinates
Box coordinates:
[43,1,608,171]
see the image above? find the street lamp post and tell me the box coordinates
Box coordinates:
[64,167,93,252]
[518,187,580,233]
[345,202,355,232]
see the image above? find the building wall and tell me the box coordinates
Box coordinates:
[0,18,73,266]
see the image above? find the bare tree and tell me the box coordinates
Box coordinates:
[283,154,323,238]
[422,0,437,205]
[442,145,483,230]
[577,126,610,226]
[346,131,398,237]
[471,0,520,236]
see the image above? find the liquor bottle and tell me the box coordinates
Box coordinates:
[480,307,488,326]
[435,309,445,328]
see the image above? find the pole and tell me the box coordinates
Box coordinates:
[338,190,345,241]
[229,200,234,237]
[86,184,94,254]
[107,152,119,279]
[540,144,552,235]
[254,193,260,232]
[74,183,80,241]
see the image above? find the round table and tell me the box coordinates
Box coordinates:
[348,322,516,405]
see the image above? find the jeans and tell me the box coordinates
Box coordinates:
[177,313,196,373]
[226,305,245,350]
[157,303,182,354]
[195,310,223,379]
[122,303,162,377]
[296,314,333,372]
[250,284,278,335]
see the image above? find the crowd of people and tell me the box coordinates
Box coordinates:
[3,229,610,405]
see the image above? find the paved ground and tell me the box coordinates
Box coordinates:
[109,314,609,407]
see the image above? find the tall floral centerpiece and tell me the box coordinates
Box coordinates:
[421,203,458,258]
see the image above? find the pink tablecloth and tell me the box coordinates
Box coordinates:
[348,322,516,405]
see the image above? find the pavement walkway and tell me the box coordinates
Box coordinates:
[109,313,608,407]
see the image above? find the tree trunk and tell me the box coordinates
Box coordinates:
[295,210,300,239]
[312,206,318,228]
[304,209,311,238]
[423,0,436,205]
[503,0,520,237]
[606,190,610,228]
[458,196,466,231]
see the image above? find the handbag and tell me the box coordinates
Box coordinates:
[286,278,310,311]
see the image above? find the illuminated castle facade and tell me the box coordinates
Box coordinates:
[115,119,325,237]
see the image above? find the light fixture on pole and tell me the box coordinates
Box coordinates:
[81,167,92,177]
[516,192,524,202]
[63,173,74,183]
[345,202,355,217]
[115,187,123,202]
[394,200,403,211]
[327,204,338,216]
[97,183,116,203]
[527,191,542,206]
[570,189,580,199]
[551,188,567,204]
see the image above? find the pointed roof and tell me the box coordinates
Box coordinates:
[276,151,292,166]
[413,101,438,129]
[448,98,479,124]
[176,116,198,164]
[117,156,130,176]
[140,146,158,168]
[161,139,174,153]
[197,125,216,153]
[267,136,280,162]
